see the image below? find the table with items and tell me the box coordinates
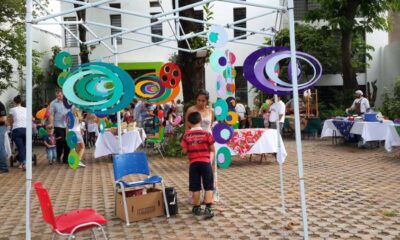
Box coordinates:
[215,128,287,162]
[94,129,146,158]
[321,119,400,151]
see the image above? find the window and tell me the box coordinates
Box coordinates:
[110,14,122,44]
[294,0,319,21]
[234,67,248,105]
[193,10,204,33]
[150,12,163,43]
[64,17,78,47]
[70,55,80,70]
[150,1,161,7]
[233,8,246,39]
[109,3,121,8]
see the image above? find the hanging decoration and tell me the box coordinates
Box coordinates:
[54,51,135,115]
[207,25,228,48]
[68,149,80,170]
[159,62,182,88]
[216,147,232,169]
[208,26,236,169]
[243,46,322,95]
[134,64,181,105]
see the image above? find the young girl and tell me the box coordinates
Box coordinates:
[165,109,176,141]
[71,108,86,167]
[44,125,59,165]
[147,109,164,139]
[262,109,270,128]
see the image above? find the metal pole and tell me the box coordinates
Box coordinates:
[273,94,286,214]
[25,0,33,239]
[113,38,123,154]
[271,36,286,215]
[174,0,180,40]
[287,0,309,238]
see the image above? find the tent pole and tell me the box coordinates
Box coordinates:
[274,94,286,214]
[25,0,33,239]
[271,36,285,215]
[113,38,123,154]
[287,0,309,238]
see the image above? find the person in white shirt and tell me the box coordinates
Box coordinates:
[346,90,370,115]
[235,97,246,129]
[9,95,27,170]
[176,99,184,117]
[268,97,286,131]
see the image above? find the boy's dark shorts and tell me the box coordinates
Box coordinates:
[189,161,214,192]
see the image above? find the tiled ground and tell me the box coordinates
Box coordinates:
[0,139,400,239]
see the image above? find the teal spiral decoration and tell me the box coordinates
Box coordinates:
[62,62,135,115]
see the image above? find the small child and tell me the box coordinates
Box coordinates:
[181,112,215,219]
[43,125,59,165]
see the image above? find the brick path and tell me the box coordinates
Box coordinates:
[0,139,399,239]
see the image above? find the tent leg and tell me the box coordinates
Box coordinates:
[287,0,309,238]
[25,0,33,239]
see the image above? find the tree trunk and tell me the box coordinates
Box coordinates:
[341,29,358,90]
[74,1,89,64]
[175,0,206,103]
[340,0,362,92]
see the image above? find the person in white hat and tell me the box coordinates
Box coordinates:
[346,90,370,115]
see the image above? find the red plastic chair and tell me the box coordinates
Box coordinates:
[34,182,108,240]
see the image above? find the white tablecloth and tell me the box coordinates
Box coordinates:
[94,130,146,158]
[384,124,400,152]
[321,119,400,151]
[215,128,287,163]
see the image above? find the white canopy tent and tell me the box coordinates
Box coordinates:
[25,0,309,239]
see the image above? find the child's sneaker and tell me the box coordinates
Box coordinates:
[192,206,202,216]
[204,207,214,219]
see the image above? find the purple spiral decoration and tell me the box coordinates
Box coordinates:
[243,47,322,95]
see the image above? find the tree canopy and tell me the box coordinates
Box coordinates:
[269,23,373,75]
[0,0,49,94]
[304,0,400,91]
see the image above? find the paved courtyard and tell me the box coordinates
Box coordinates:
[0,139,399,239]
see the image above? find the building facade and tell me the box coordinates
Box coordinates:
[60,0,395,108]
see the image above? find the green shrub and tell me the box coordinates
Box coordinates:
[379,76,400,119]
[164,125,185,158]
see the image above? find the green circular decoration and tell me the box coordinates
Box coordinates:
[38,127,47,138]
[66,131,78,149]
[213,99,228,121]
[57,71,69,87]
[55,51,72,70]
[216,147,232,169]
[68,149,80,170]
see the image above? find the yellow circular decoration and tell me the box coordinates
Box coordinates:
[225,111,238,125]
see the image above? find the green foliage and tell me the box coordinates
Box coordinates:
[0,0,49,94]
[379,76,400,119]
[266,24,373,74]
[303,0,400,91]
[47,46,62,85]
[164,125,185,158]
[305,1,400,33]
[318,101,346,120]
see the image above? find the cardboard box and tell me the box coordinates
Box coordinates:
[116,188,165,222]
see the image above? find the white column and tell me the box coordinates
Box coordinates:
[287,0,309,239]
[25,0,33,239]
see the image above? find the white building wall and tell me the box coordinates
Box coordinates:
[375,41,400,106]
[60,0,281,108]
